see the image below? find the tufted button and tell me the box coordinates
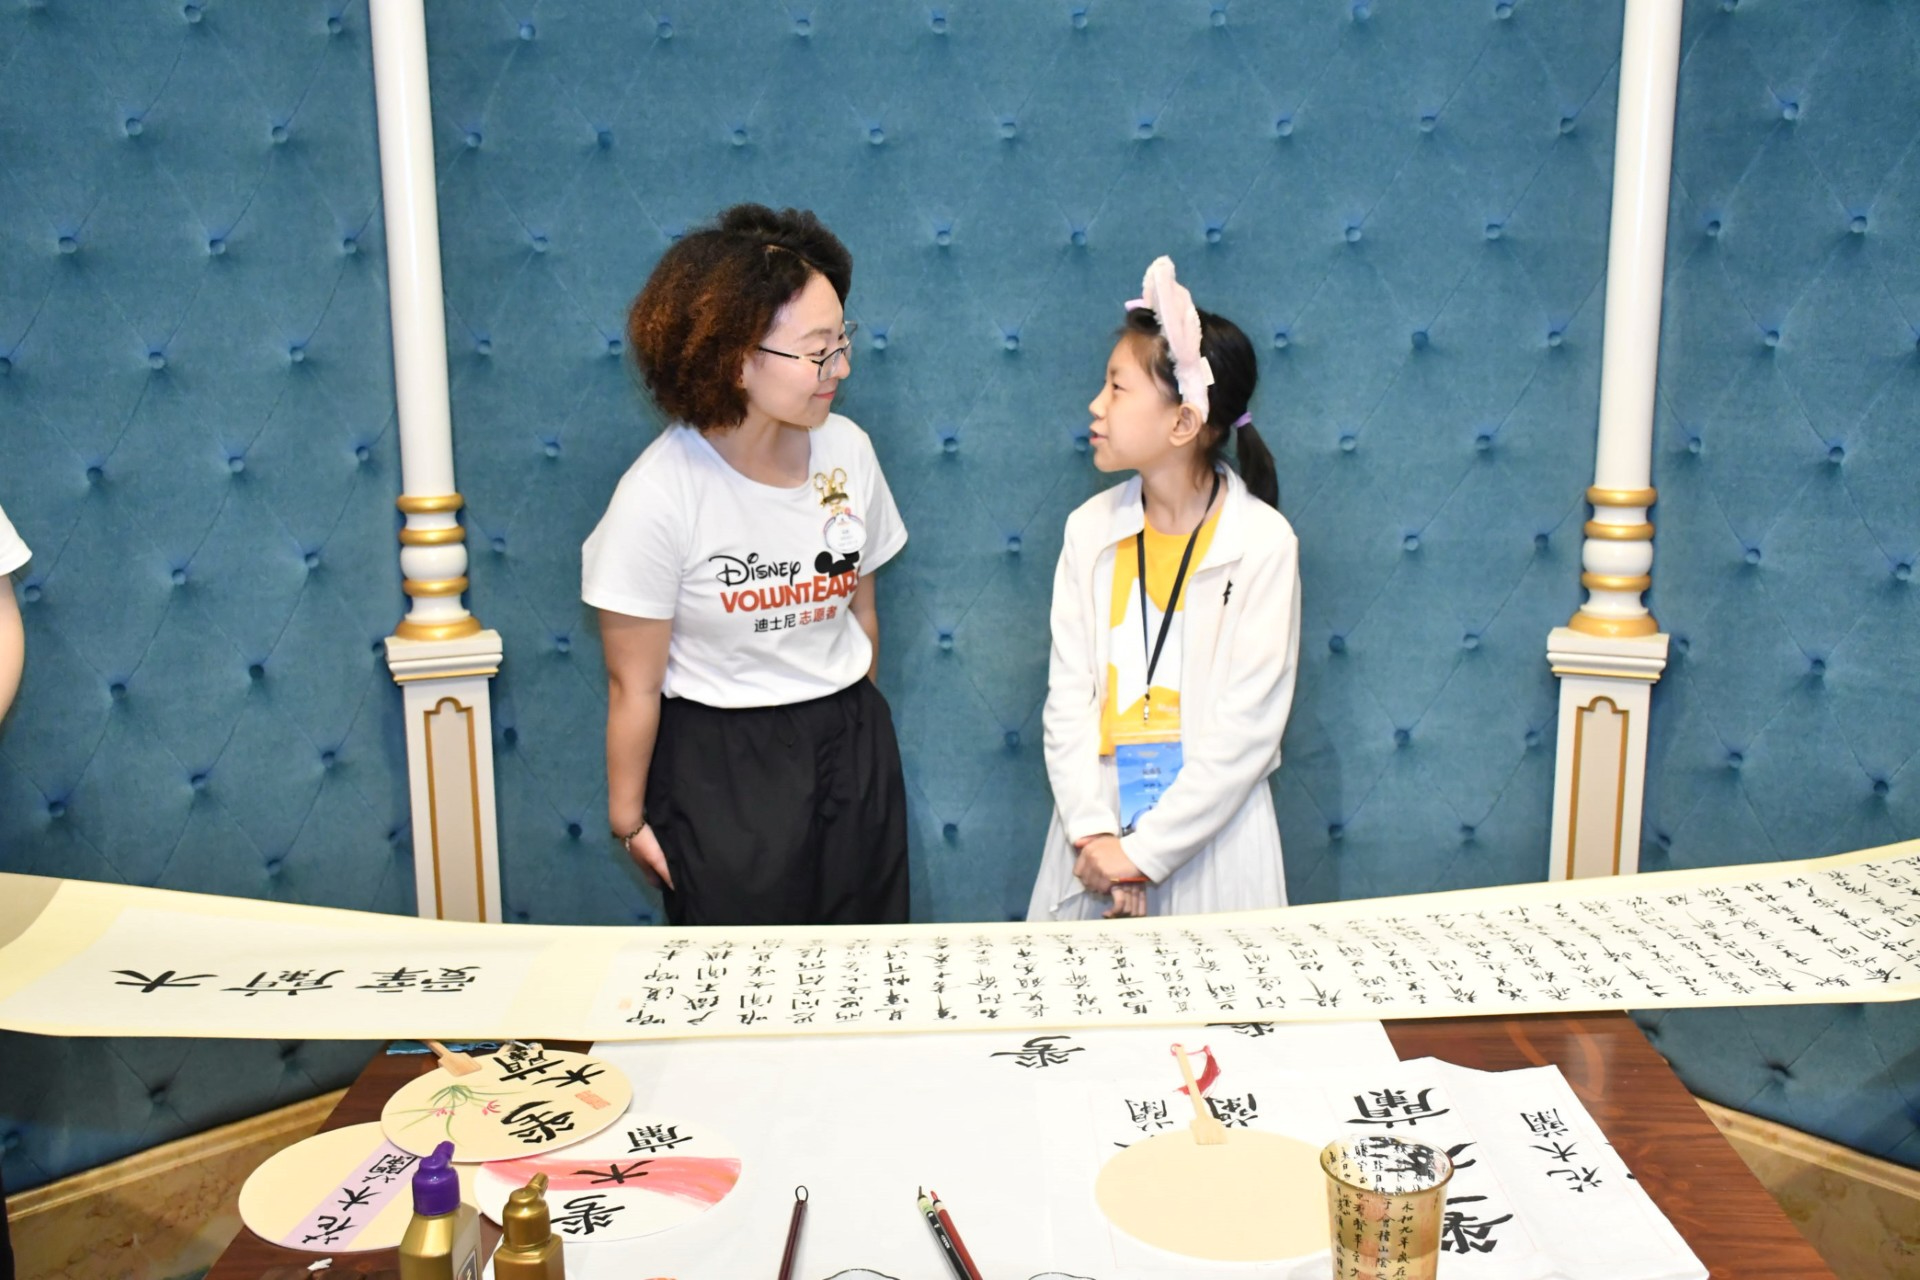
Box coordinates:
[931,11,948,34]
[1275,115,1294,137]
[1135,120,1155,140]
[476,336,492,356]
[1068,227,1086,247]
[793,15,811,36]
[1328,634,1346,654]
[1673,634,1690,655]
[86,464,104,484]
[1656,830,1672,849]
[1559,114,1577,135]
[288,341,309,363]
[1533,532,1551,552]
[1002,332,1020,352]
[1874,779,1891,796]
[1351,3,1371,21]
[1272,330,1290,349]
[183,2,201,21]
[1212,6,1229,26]
[554,634,571,654]
[1770,1062,1791,1080]
[566,820,583,839]
[320,749,337,768]
[58,234,77,254]
[934,227,952,247]
[1825,443,1843,463]
[1493,1,1513,16]
[518,20,535,40]
[1393,728,1411,747]
[937,630,954,652]
[942,433,959,454]
[190,770,209,791]
[868,125,886,145]
[208,236,227,256]
[1459,824,1475,841]
[1073,432,1088,453]
[110,680,127,700]
[125,116,144,137]
[1744,546,1762,565]
[341,235,359,254]
[1344,223,1362,243]
[1547,327,1564,347]
[1896,563,1912,582]
[605,337,621,356]
[47,798,65,818]
[149,351,168,371]
[171,567,188,586]
[1705,218,1722,238]
[2,1131,18,1152]
[1328,823,1344,841]
[1850,214,1868,234]
[0,356,9,375]
[304,550,320,569]
[281,1041,303,1063]
[656,18,673,38]
[730,126,748,146]
[21,582,40,603]
[869,330,888,351]
[271,123,288,144]
[1462,632,1480,650]
[1524,728,1541,748]
[502,726,518,746]
[1484,221,1503,241]
[327,14,343,34]
[248,661,266,680]
[355,444,371,463]
[1005,534,1022,554]
[1402,534,1420,553]
[596,127,613,149]
[1781,100,1799,121]
[1205,224,1223,245]
[1071,7,1089,29]
[1418,113,1437,134]
[464,130,482,149]
[150,1084,170,1106]
[1763,328,1780,348]
[1475,433,1493,453]
[943,821,960,841]
[264,856,282,876]
[489,534,506,553]
[1687,434,1703,454]
[1338,433,1356,453]
[1727,750,1744,770]
[1003,730,1020,750]
[228,454,246,474]
[1804,655,1826,677]
[1410,329,1429,349]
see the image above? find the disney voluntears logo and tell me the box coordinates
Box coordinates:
[711,549,860,636]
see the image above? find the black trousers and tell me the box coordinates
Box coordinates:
[647,679,909,926]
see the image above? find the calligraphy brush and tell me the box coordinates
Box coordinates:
[928,1189,985,1280]
[423,1039,481,1076]
[1174,1045,1228,1145]
[917,1187,972,1280]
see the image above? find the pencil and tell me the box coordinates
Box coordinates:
[929,1189,985,1280]
[917,1187,971,1280]
[776,1185,808,1280]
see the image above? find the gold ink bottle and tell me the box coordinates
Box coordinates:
[399,1140,482,1280]
[492,1171,566,1279]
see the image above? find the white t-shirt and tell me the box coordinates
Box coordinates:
[0,502,28,576]
[582,415,907,708]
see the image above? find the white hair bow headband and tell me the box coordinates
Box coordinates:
[1125,255,1213,423]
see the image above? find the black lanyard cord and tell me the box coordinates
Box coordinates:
[1136,470,1221,719]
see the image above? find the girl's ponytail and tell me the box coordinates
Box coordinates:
[1232,419,1279,509]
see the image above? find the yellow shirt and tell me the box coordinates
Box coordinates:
[1100,509,1220,754]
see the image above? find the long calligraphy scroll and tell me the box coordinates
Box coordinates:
[2,840,1916,1041]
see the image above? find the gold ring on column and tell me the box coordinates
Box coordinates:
[402,576,470,597]
[1583,521,1655,541]
[394,617,484,641]
[1581,572,1652,592]
[399,525,468,546]
[398,493,465,515]
[1567,611,1660,638]
[1586,485,1656,508]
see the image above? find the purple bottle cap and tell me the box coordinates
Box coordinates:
[412,1140,461,1216]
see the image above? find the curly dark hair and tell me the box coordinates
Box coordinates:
[626,204,853,431]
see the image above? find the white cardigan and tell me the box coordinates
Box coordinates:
[1027,469,1302,920]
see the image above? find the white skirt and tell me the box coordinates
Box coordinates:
[1025,758,1289,921]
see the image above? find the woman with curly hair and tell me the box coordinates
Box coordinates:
[583,205,909,926]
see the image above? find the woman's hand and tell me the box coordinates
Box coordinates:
[1105,883,1147,918]
[1073,834,1143,896]
[624,824,674,891]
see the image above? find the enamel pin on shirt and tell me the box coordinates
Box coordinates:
[815,467,867,555]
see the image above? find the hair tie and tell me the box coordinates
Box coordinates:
[1123,256,1213,422]
[1230,412,1253,430]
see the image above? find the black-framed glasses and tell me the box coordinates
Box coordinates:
[757,321,858,382]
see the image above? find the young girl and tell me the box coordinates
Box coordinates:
[1028,257,1301,921]
[583,205,910,926]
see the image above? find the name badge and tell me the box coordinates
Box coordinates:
[1115,740,1183,835]
[823,511,867,554]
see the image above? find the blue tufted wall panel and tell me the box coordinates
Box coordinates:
[1,0,1915,1192]
[1631,0,1920,1167]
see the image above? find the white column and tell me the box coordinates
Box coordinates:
[1548,0,1681,880]
[370,0,504,921]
